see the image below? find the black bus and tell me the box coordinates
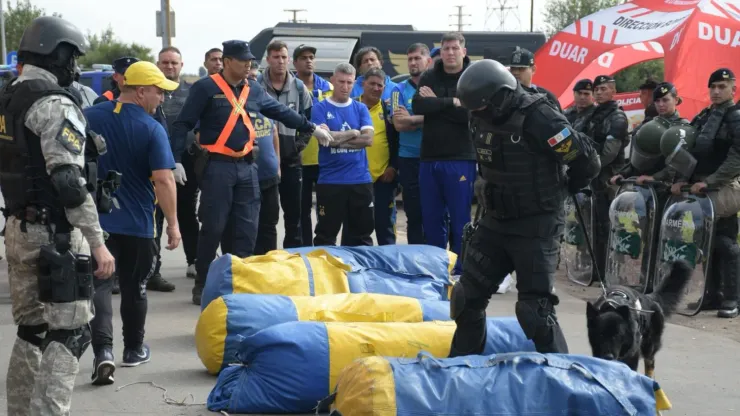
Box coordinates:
[249,22,547,79]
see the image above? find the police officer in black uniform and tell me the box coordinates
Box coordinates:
[671,68,740,318]
[575,74,629,282]
[450,59,600,356]
[564,79,596,125]
[508,47,562,112]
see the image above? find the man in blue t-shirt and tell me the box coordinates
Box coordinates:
[391,43,433,245]
[311,63,375,246]
[84,61,180,384]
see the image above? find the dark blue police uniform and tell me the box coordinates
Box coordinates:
[170,40,317,305]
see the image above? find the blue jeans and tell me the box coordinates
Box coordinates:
[419,160,476,273]
[398,157,424,244]
[195,159,260,288]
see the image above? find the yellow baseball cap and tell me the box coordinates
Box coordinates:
[122,61,179,91]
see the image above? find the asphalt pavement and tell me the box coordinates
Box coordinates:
[0,207,738,415]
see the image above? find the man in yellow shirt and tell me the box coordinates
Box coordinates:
[346,68,399,245]
[295,44,334,245]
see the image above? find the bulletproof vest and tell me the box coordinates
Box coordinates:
[161,80,190,134]
[691,101,737,176]
[581,101,620,145]
[472,93,566,220]
[0,77,98,227]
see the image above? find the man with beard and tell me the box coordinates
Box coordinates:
[391,43,432,244]
[575,74,629,283]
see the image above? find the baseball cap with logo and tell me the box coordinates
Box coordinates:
[708,68,736,87]
[293,44,317,60]
[123,61,179,91]
[510,48,534,68]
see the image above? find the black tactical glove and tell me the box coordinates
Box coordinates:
[567,174,591,195]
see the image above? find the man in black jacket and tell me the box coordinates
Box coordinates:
[412,32,475,274]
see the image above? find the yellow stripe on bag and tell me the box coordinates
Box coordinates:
[332,356,396,416]
[326,321,456,391]
[655,388,672,411]
[229,251,313,296]
[446,251,458,273]
[304,249,352,294]
[291,293,424,323]
[195,297,228,374]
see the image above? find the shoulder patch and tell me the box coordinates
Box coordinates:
[548,127,571,147]
[55,118,84,155]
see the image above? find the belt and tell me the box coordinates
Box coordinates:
[208,153,253,163]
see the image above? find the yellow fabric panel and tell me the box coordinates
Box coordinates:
[331,356,396,416]
[362,98,389,182]
[229,251,313,296]
[655,388,672,411]
[302,89,334,166]
[194,296,228,375]
[447,251,458,272]
[291,293,424,323]
[304,249,352,294]
[326,321,455,391]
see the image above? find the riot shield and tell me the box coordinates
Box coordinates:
[605,179,661,294]
[563,190,594,286]
[654,187,715,316]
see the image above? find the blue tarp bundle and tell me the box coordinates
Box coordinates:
[330,351,671,416]
[206,317,535,414]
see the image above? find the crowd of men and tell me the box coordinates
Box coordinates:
[3,14,740,416]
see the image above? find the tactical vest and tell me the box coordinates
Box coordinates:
[581,101,627,168]
[0,77,99,228]
[472,93,566,220]
[692,102,737,176]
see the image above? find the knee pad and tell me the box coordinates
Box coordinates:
[40,325,91,360]
[17,323,49,348]
[515,297,559,344]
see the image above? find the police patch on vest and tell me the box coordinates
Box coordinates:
[55,119,84,155]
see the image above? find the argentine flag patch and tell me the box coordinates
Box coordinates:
[548,128,571,147]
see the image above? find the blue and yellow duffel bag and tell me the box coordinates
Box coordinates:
[328,351,672,416]
[201,247,455,310]
[206,318,535,414]
[195,292,451,374]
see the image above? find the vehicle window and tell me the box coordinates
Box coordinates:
[100,75,114,92]
[78,76,94,88]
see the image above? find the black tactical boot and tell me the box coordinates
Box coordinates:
[146,273,175,292]
[192,284,203,306]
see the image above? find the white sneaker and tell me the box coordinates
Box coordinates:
[497,274,515,294]
[186,264,196,278]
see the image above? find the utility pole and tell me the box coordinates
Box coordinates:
[530,0,534,32]
[284,9,307,23]
[449,5,471,32]
[0,1,6,65]
[158,0,174,49]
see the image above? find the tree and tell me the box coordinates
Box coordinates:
[542,0,664,92]
[77,26,154,68]
[2,0,62,53]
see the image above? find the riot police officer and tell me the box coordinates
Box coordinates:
[0,16,116,416]
[563,78,596,125]
[611,82,689,186]
[668,68,740,319]
[574,74,629,283]
[450,59,600,356]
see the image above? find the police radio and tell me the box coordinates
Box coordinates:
[96,170,122,214]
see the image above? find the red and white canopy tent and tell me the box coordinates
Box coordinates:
[533,0,740,121]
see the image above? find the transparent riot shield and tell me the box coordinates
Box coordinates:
[654,187,715,316]
[605,180,660,294]
[563,190,594,286]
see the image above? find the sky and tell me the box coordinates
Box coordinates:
[22,0,551,74]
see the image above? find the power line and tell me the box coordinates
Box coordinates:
[284,9,307,23]
[485,0,520,31]
[449,5,471,32]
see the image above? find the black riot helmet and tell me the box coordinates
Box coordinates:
[18,16,89,87]
[457,59,518,110]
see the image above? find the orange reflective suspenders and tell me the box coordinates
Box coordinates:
[102,90,114,100]
[200,73,256,157]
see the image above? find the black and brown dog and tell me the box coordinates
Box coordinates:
[586,259,692,379]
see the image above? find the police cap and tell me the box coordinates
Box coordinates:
[457,59,518,110]
[708,68,735,87]
[653,81,682,104]
[510,48,534,68]
[223,40,255,61]
[113,57,139,74]
[573,79,593,92]
[593,75,615,88]
[430,47,441,58]
[18,16,88,56]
